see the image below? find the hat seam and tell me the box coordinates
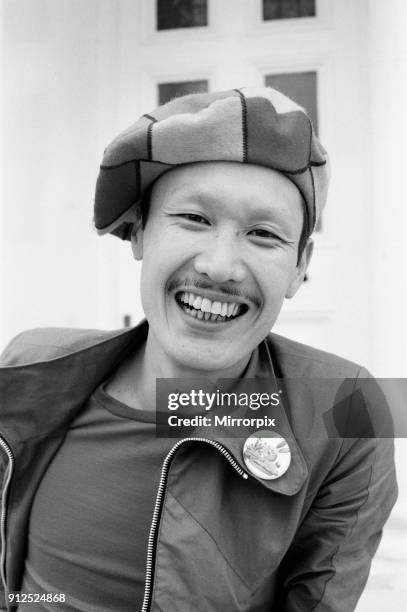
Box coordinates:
[307,114,319,229]
[306,115,313,164]
[143,113,157,122]
[306,113,316,232]
[309,165,316,233]
[285,161,326,176]
[146,117,158,161]
[306,106,317,236]
[233,88,248,163]
[96,203,141,234]
[100,159,172,170]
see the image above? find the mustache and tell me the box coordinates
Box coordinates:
[167,277,261,309]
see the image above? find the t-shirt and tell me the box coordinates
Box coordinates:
[17,383,175,611]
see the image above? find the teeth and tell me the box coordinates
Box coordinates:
[193,296,203,309]
[178,298,241,323]
[177,291,244,319]
[201,298,212,313]
[211,301,222,315]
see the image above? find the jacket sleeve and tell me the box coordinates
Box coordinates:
[0,332,30,611]
[0,453,7,610]
[276,371,398,612]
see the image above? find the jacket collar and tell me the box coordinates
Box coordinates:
[0,324,145,446]
[0,320,308,496]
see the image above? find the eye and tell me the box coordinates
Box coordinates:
[248,229,278,239]
[179,213,209,225]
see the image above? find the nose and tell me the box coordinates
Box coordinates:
[193,233,247,283]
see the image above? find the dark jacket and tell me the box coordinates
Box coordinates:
[0,322,397,611]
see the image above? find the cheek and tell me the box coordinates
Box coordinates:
[144,226,200,280]
[139,231,191,310]
[256,255,297,301]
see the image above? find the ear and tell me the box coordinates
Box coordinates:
[285,239,314,299]
[130,207,144,261]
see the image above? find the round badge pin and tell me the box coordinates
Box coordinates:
[243,431,291,480]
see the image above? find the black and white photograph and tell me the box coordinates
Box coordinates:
[1,1,406,610]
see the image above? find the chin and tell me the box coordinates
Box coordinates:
[170,345,238,375]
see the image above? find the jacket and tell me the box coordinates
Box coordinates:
[0,321,397,611]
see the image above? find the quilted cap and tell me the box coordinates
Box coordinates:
[94,86,329,240]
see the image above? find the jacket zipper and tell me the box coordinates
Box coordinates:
[0,435,14,598]
[140,437,248,612]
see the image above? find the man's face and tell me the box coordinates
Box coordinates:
[132,161,312,373]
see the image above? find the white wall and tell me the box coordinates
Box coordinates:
[366,0,407,377]
[1,0,123,346]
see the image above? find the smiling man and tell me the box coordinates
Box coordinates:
[137,162,308,370]
[0,87,397,612]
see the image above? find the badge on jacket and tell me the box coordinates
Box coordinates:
[243,431,291,480]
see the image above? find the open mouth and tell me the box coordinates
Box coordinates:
[175,291,248,324]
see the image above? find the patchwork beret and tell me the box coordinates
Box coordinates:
[94,86,329,240]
